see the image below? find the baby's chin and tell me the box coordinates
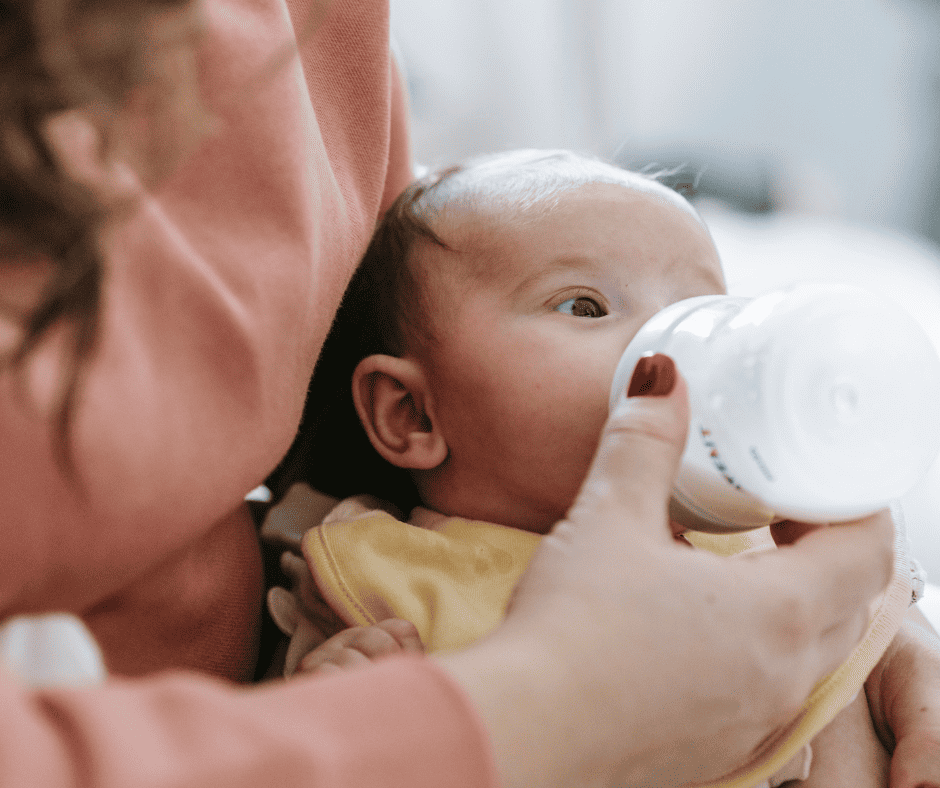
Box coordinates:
[513,516,562,536]
[484,497,574,535]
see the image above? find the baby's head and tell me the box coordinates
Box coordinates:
[310,150,726,532]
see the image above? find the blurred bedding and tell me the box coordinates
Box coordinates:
[923,583,940,631]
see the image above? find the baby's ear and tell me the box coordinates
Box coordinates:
[352,355,448,470]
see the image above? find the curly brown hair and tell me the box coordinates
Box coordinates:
[0,0,194,471]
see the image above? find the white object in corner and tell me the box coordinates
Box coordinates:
[0,613,107,688]
[920,583,940,633]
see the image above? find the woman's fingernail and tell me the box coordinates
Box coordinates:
[627,352,676,398]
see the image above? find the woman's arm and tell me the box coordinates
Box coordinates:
[0,656,496,788]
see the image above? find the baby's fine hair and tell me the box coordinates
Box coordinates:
[268,149,697,511]
[417,148,700,220]
[354,149,701,357]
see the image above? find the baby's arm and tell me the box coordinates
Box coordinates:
[791,691,889,788]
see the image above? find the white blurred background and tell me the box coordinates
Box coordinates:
[390,0,940,583]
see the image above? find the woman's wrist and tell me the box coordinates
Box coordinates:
[434,626,634,788]
[434,636,570,788]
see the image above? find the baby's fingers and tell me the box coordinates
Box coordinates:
[374,618,424,654]
[297,620,423,675]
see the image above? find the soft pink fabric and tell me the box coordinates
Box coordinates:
[0,0,496,784]
[0,655,497,788]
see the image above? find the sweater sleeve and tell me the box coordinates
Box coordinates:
[0,0,495,784]
[0,0,414,678]
[0,656,498,788]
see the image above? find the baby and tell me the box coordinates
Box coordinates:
[267,150,896,787]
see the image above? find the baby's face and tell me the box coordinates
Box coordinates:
[418,181,725,533]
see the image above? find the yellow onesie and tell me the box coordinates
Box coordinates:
[301,495,912,788]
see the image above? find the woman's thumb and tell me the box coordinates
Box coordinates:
[572,353,691,541]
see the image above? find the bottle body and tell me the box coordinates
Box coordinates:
[610,283,940,533]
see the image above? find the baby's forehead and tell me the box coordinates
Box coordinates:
[430,157,700,233]
[426,173,699,263]
[409,154,709,299]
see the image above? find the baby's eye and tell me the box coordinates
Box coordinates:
[556,296,607,318]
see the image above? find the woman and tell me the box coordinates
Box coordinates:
[0,0,936,785]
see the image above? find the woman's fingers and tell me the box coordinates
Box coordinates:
[763,510,894,671]
[568,353,689,547]
[730,510,894,714]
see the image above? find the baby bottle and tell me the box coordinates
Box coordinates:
[609,282,940,533]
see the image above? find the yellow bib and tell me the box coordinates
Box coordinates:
[303,497,910,788]
[302,500,539,653]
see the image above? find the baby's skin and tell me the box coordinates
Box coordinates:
[795,692,889,788]
[269,154,905,787]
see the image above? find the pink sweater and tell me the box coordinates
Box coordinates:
[0,0,496,784]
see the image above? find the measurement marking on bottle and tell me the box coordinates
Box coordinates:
[699,427,742,490]
[748,447,774,482]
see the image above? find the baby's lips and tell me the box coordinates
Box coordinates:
[670,520,692,546]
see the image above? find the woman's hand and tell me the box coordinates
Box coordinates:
[437,354,894,788]
[866,604,940,788]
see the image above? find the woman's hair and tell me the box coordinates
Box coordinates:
[0,0,193,469]
[266,149,698,512]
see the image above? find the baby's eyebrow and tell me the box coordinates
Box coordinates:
[508,254,609,298]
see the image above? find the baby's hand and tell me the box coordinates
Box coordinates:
[295,619,424,676]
